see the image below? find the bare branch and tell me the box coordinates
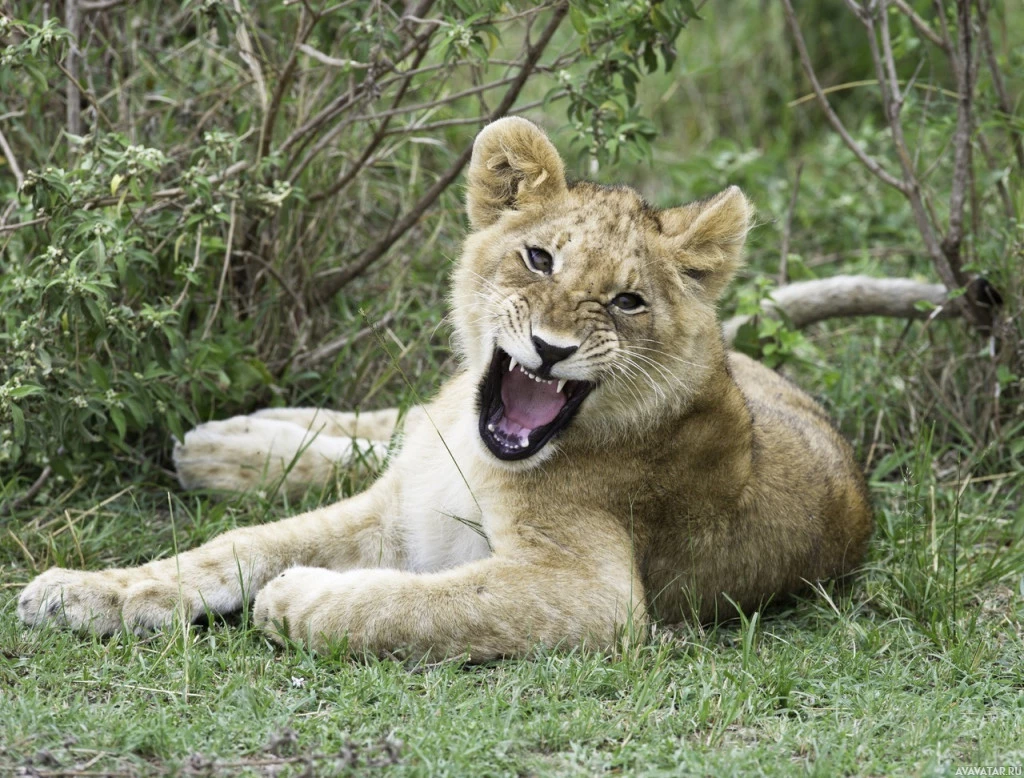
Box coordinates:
[940,0,976,279]
[0,465,53,517]
[295,43,373,69]
[80,0,133,9]
[975,0,1023,171]
[87,160,251,208]
[311,1,570,304]
[721,275,956,344]
[0,125,24,189]
[780,0,909,194]
[65,0,82,136]
[891,0,950,52]
[260,10,320,161]
[202,201,239,341]
[296,34,435,194]
[0,217,47,234]
[232,0,269,116]
[292,312,396,370]
[277,9,438,158]
[382,97,554,135]
[856,2,965,305]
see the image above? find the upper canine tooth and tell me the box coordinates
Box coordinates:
[557,379,567,393]
[509,357,518,372]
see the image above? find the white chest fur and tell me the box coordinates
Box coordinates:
[393,409,493,573]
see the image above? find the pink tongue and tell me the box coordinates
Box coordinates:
[500,368,566,430]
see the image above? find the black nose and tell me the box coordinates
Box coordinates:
[532,336,577,374]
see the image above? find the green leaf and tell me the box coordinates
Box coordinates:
[8,385,44,399]
[109,406,127,440]
[569,5,589,35]
[10,403,25,443]
[86,359,111,391]
[676,0,701,20]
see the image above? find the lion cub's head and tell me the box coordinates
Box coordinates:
[451,118,751,464]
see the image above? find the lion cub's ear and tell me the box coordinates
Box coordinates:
[466,117,568,229]
[661,186,753,299]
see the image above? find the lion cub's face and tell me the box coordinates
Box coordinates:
[451,118,751,464]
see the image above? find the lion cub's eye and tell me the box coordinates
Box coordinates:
[524,246,554,275]
[610,292,647,313]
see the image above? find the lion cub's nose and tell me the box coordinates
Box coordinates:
[532,336,578,376]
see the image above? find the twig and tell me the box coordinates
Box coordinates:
[237,249,307,318]
[890,0,949,52]
[787,78,959,108]
[202,201,238,340]
[311,1,571,303]
[1,466,53,516]
[780,0,908,195]
[296,43,373,69]
[975,0,1022,170]
[88,160,250,207]
[778,161,802,285]
[940,0,976,273]
[976,133,1014,221]
[381,96,553,136]
[0,125,24,188]
[80,0,134,9]
[931,0,955,62]
[0,216,48,233]
[292,311,395,369]
[65,0,82,136]
[277,6,438,157]
[857,1,967,308]
[171,223,203,311]
[260,10,320,161]
[298,28,435,195]
[232,0,269,115]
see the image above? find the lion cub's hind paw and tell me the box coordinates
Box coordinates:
[172,415,387,494]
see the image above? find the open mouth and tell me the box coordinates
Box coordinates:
[477,348,595,461]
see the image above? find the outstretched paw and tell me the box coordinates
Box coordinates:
[19,567,212,635]
[18,568,127,634]
[253,567,399,650]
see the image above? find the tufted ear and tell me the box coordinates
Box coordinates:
[660,186,752,299]
[466,117,568,229]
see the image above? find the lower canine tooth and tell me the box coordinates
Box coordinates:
[487,423,495,432]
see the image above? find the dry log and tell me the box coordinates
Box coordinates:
[722,275,953,344]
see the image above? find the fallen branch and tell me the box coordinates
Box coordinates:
[0,465,53,517]
[721,275,954,345]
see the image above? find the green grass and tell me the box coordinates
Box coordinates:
[2,426,1023,776]
[2,1,1022,775]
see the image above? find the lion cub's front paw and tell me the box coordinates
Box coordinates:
[173,416,387,494]
[19,568,206,635]
[18,568,127,634]
[253,567,405,652]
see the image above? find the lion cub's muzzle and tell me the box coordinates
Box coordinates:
[477,347,594,460]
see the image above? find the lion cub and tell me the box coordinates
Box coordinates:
[19,118,873,659]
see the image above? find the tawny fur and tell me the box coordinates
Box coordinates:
[18,118,873,660]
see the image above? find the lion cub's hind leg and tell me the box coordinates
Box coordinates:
[173,408,401,495]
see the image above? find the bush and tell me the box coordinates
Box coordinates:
[0,1,697,489]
